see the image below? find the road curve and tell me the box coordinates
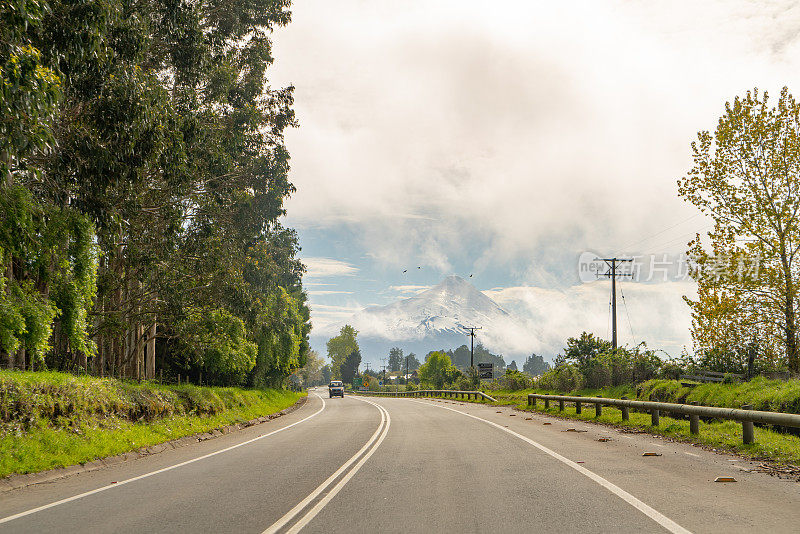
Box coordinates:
[2,390,800,533]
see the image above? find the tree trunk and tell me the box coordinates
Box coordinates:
[780,250,799,373]
[147,320,156,379]
[136,322,144,380]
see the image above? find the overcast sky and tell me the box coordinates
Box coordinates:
[269,0,800,362]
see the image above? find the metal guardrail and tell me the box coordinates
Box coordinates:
[527,393,800,444]
[352,389,497,402]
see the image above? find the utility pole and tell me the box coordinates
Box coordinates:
[405,353,409,384]
[380,357,387,384]
[598,257,633,349]
[462,327,482,367]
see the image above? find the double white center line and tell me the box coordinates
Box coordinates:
[262,396,391,534]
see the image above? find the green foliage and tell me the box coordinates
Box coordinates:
[548,332,667,390]
[446,343,505,370]
[0,0,61,178]
[340,350,361,384]
[321,365,331,384]
[0,370,303,476]
[497,369,534,391]
[0,185,97,359]
[678,87,800,372]
[388,347,403,372]
[326,325,359,379]
[0,0,310,386]
[522,353,550,376]
[537,363,585,392]
[177,309,257,386]
[419,351,462,389]
[406,352,421,371]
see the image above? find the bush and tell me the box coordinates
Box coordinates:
[537,364,584,392]
[494,369,534,391]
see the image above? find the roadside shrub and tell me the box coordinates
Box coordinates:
[496,369,534,391]
[537,364,584,392]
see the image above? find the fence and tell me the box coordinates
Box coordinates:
[352,389,497,402]
[527,393,800,445]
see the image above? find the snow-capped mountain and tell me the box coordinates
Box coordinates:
[348,275,536,361]
[353,275,513,339]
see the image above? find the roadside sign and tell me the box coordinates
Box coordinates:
[353,377,362,389]
[477,363,493,379]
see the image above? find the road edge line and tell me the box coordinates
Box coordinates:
[410,399,691,534]
[0,394,328,526]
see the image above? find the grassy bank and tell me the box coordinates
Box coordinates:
[482,377,800,413]
[0,370,304,478]
[466,378,800,465]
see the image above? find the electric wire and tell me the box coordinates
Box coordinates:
[620,280,636,344]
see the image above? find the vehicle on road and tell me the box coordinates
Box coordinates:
[329,381,345,398]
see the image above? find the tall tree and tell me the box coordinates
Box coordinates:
[523,353,550,376]
[678,87,800,372]
[406,352,421,372]
[2,0,311,386]
[418,351,460,389]
[340,349,361,384]
[326,325,359,379]
[388,347,403,372]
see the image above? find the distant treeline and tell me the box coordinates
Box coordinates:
[1,0,310,387]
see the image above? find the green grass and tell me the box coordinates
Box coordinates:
[516,402,800,465]
[0,370,304,478]
[438,379,800,465]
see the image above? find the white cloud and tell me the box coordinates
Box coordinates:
[307,303,363,334]
[274,0,800,270]
[273,1,799,354]
[483,280,695,358]
[302,257,359,278]
[388,285,431,295]
[308,290,354,296]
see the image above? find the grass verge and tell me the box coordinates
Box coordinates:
[1,370,304,478]
[515,402,800,466]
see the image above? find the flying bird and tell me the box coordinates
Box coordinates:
[403,269,407,273]
[469,274,473,277]
[417,266,421,269]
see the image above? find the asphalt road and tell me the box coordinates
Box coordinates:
[2,390,800,533]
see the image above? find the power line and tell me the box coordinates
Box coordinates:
[621,213,702,251]
[620,279,635,343]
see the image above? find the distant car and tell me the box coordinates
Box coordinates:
[329,380,344,398]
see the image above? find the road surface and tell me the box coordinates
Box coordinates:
[2,390,800,533]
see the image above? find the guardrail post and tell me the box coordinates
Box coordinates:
[651,408,660,426]
[595,396,602,417]
[558,399,565,411]
[620,396,629,421]
[575,396,582,414]
[689,401,699,434]
[544,397,550,409]
[742,404,754,444]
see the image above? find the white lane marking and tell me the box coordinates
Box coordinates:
[411,400,692,534]
[684,452,701,458]
[284,401,391,534]
[262,397,388,534]
[652,443,665,448]
[0,394,327,526]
